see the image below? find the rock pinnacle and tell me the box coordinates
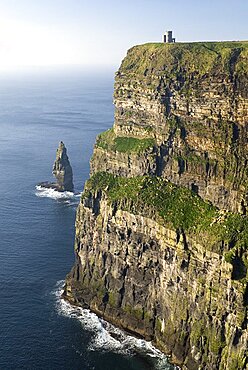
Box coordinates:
[52,141,74,192]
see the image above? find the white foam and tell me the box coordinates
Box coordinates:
[74,193,81,198]
[35,185,76,200]
[53,281,179,369]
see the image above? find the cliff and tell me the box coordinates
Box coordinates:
[64,42,248,369]
[91,42,248,213]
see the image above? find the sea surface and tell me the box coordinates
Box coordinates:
[0,68,176,370]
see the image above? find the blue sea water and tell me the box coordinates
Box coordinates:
[0,68,175,370]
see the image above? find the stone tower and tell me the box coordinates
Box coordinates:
[164,30,176,43]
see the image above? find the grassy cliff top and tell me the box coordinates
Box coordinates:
[84,172,248,258]
[118,41,248,77]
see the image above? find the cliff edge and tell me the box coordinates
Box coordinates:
[64,42,248,369]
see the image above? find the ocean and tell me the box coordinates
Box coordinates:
[0,68,176,370]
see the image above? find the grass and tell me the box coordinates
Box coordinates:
[96,128,155,154]
[175,152,217,166]
[118,41,248,78]
[83,172,248,253]
[114,137,155,153]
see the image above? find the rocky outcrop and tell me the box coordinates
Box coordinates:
[64,42,248,369]
[52,141,74,192]
[38,141,74,192]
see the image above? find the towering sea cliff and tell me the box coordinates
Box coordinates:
[64,42,248,369]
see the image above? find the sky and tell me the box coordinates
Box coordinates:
[0,0,247,70]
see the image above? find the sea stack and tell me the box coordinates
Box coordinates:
[52,142,74,192]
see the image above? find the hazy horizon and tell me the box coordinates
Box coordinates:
[0,0,247,71]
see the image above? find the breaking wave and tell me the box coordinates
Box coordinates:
[53,281,178,370]
[35,185,77,200]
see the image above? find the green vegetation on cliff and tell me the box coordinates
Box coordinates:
[96,128,155,154]
[84,172,248,256]
[66,40,248,370]
[119,41,248,77]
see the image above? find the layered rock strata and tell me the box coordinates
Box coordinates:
[91,42,248,214]
[64,42,248,369]
[52,141,74,192]
[39,141,74,192]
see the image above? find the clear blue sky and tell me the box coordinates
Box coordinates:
[0,0,247,69]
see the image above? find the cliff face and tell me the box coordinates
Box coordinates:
[64,42,248,369]
[91,42,248,213]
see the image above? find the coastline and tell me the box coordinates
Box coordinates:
[61,285,179,370]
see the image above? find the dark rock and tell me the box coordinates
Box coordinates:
[52,142,74,192]
[38,141,74,192]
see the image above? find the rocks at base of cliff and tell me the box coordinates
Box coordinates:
[38,141,74,192]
